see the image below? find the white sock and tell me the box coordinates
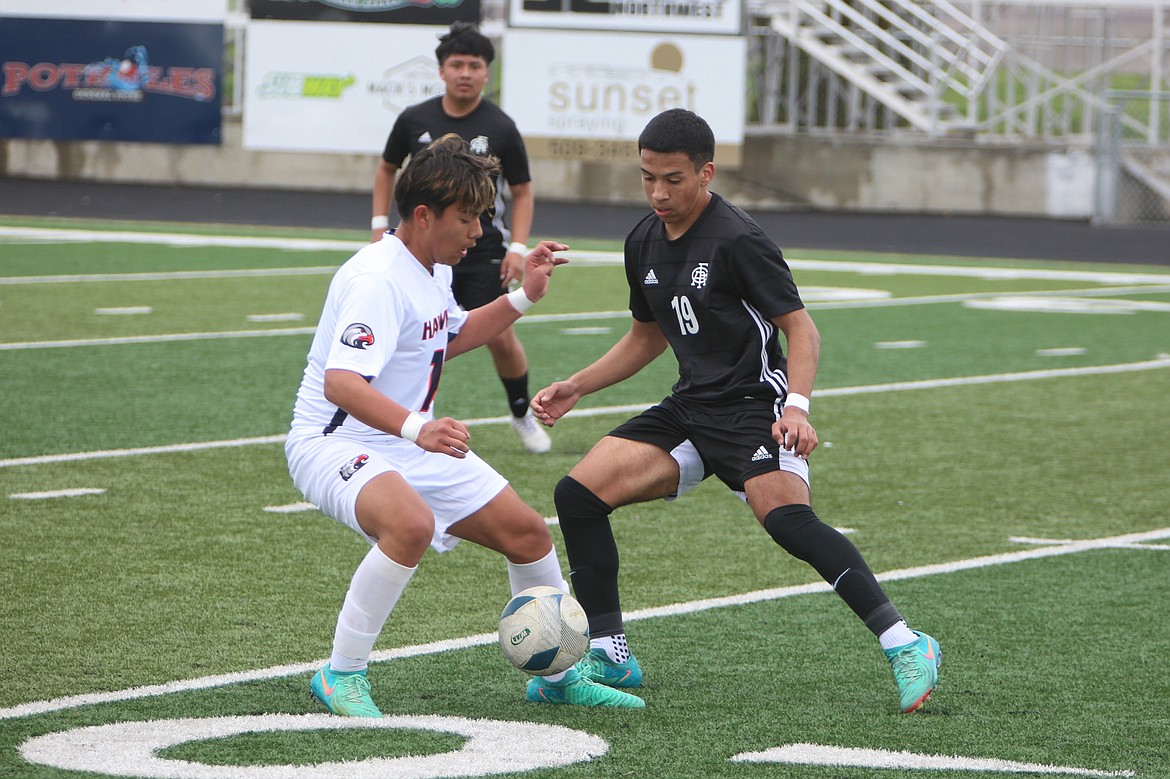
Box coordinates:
[506,548,569,595]
[330,545,416,672]
[591,633,630,663]
[878,620,918,651]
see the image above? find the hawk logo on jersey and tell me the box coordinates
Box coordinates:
[339,454,369,481]
[421,310,448,341]
[469,135,490,156]
[690,263,710,289]
[340,323,375,350]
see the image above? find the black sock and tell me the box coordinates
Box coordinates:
[763,504,902,635]
[501,373,529,418]
[554,476,625,637]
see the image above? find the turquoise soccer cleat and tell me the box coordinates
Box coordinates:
[884,631,942,713]
[576,647,643,688]
[310,665,383,718]
[526,667,645,708]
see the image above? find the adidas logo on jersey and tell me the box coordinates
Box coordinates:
[417,131,432,144]
[644,269,658,285]
[751,446,773,462]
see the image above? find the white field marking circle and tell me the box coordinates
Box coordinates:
[964,296,1170,315]
[731,743,1134,777]
[19,714,607,779]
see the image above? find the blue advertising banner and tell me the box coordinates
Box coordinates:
[0,18,222,144]
[250,0,480,25]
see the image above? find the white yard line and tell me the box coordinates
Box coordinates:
[4,283,1170,351]
[2,225,1170,283]
[3,354,1168,470]
[2,524,1166,722]
[0,227,362,252]
[0,267,339,285]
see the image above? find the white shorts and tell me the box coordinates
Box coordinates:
[285,431,508,553]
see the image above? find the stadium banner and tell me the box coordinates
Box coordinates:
[0,0,227,22]
[501,29,746,166]
[250,0,480,26]
[243,20,444,153]
[507,0,742,35]
[0,18,222,144]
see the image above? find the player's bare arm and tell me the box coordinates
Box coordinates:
[532,319,668,426]
[448,241,568,359]
[370,160,399,242]
[323,368,471,457]
[771,308,821,458]
[499,181,534,286]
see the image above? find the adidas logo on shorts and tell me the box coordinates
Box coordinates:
[751,445,772,461]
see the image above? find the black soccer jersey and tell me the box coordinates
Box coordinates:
[382,96,531,265]
[625,193,805,404]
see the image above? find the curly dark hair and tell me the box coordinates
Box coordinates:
[435,21,494,66]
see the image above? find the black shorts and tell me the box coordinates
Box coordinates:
[607,395,791,493]
[452,257,506,310]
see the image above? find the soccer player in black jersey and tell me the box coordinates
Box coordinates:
[372,22,550,454]
[530,108,942,713]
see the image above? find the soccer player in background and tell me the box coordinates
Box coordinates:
[287,134,643,716]
[530,109,943,713]
[371,22,550,454]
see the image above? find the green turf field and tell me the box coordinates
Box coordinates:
[1,221,1168,779]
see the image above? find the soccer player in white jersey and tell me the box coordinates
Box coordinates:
[531,110,942,714]
[287,134,643,715]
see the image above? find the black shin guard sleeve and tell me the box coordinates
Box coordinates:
[500,373,530,417]
[763,505,902,635]
[553,476,625,637]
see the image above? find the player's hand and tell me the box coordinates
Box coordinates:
[519,241,570,304]
[500,251,524,288]
[414,416,471,458]
[530,381,580,428]
[773,408,818,459]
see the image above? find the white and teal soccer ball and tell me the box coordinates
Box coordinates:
[498,586,589,675]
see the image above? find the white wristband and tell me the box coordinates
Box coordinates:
[506,287,535,313]
[785,392,810,414]
[400,412,425,443]
[507,241,527,256]
[371,215,390,231]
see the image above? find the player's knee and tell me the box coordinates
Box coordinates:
[763,504,820,555]
[375,511,434,554]
[507,515,554,560]
[553,476,611,530]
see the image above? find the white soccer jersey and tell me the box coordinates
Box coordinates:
[290,234,469,442]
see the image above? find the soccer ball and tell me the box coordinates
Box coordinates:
[498,586,590,675]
